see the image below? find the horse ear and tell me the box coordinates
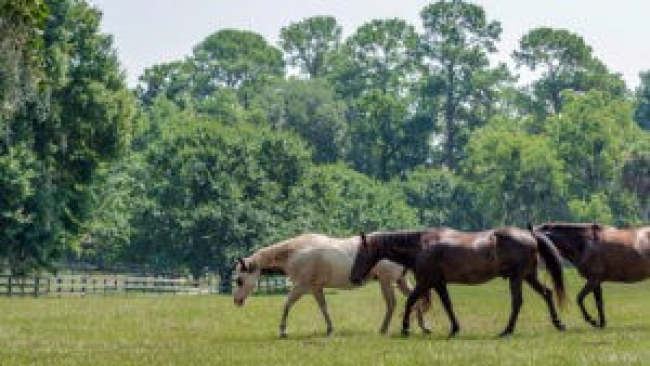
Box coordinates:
[591,224,603,240]
[238,258,247,272]
[526,222,534,232]
[360,232,367,247]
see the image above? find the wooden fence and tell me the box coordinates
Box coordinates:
[0,273,290,297]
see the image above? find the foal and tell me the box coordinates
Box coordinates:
[535,222,650,328]
[350,227,566,337]
[233,233,430,338]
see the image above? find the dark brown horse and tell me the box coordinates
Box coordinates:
[350,227,567,337]
[534,222,650,328]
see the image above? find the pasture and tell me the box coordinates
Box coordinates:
[1,270,648,365]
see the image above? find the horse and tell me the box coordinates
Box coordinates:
[233,233,431,338]
[534,222,650,328]
[350,227,567,337]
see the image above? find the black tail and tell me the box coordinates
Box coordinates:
[531,229,567,309]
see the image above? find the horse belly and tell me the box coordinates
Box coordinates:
[442,257,499,284]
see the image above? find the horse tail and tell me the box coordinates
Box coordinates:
[531,228,567,309]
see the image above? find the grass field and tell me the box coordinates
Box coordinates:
[1,270,648,365]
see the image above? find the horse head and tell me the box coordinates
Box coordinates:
[233,256,260,307]
[350,232,378,285]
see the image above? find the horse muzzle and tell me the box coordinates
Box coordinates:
[234,297,245,307]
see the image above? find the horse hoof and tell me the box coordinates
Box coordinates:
[422,327,432,334]
[279,333,288,339]
[401,329,410,337]
[498,330,512,338]
[554,322,566,331]
[326,328,334,337]
[587,319,600,328]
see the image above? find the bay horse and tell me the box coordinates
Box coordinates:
[233,233,431,338]
[350,227,567,337]
[534,222,650,328]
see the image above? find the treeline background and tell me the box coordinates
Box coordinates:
[1,0,649,278]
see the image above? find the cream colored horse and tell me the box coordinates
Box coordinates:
[233,233,430,338]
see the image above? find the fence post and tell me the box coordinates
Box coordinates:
[8,276,12,297]
[34,277,40,297]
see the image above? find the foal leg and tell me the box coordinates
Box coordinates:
[500,277,523,337]
[279,285,309,338]
[433,281,460,338]
[577,280,599,327]
[396,276,431,333]
[401,282,429,337]
[379,281,396,334]
[525,273,565,331]
[593,283,606,328]
[312,287,334,336]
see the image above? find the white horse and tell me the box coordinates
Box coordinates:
[233,233,430,338]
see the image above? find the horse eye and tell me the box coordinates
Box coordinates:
[236,278,243,287]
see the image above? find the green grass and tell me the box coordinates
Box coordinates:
[1,270,649,365]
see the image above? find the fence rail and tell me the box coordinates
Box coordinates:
[0,273,290,297]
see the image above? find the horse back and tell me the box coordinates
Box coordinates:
[582,226,650,281]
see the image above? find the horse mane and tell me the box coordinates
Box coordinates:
[249,233,326,271]
[367,230,426,249]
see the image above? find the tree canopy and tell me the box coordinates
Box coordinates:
[2,0,648,276]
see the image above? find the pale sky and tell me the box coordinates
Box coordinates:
[88,0,648,89]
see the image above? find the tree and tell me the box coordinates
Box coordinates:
[634,70,650,130]
[334,18,420,98]
[291,163,418,233]
[191,29,284,106]
[249,78,348,164]
[347,90,427,180]
[419,0,506,170]
[513,27,625,116]
[1,0,135,273]
[0,0,48,122]
[279,16,342,78]
[542,92,635,198]
[463,118,567,226]
[126,119,312,278]
[400,167,482,230]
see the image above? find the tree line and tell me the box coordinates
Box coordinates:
[1,0,649,278]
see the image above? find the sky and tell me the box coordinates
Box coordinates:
[87,0,648,89]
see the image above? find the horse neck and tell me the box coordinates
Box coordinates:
[253,244,290,270]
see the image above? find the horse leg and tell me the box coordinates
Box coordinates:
[279,285,308,338]
[433,281,459,338]
[396,276,431,333]
[401,281,429,337]
[577,280,599,327]
[525,273,565,331]
[500,277,523,337]
[378,280,396,334]
[593,283,606,328]
[312,287,334,336]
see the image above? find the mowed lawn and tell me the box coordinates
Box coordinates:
[1,270,649,365]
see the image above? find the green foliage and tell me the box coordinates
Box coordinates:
[513,27,625,116]
[279,16,342,78]
[542,92,635,197]
[568,193,613,224]
[291,163,418,234]
[400,167,482,229]
[419,0,506,170]
[249,78,348,163]
[464,118,567,226]
[634,71,650,130]
[125,118,312,277]
[347,90,427,180]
